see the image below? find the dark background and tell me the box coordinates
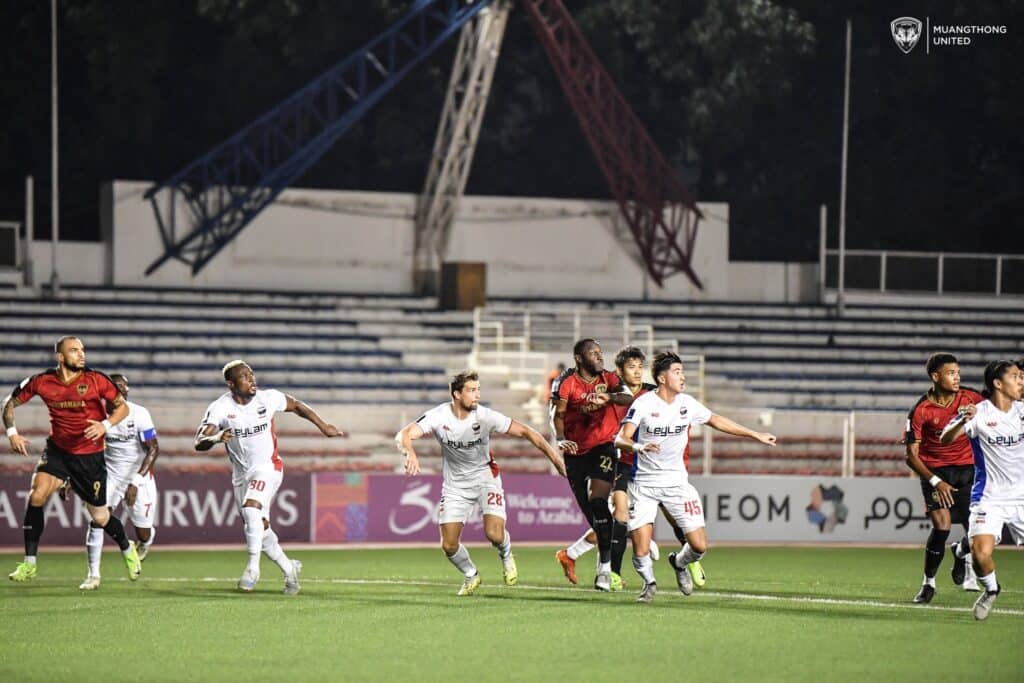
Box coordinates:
[1,0,1020,261]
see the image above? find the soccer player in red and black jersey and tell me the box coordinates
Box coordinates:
[904,352,984,603]
[552,338,635,591]
[4,336,142,583]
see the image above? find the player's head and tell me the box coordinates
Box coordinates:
[450,370,481,411]
[982,359,1022,401]
[651,350,685,393]
[109,373,130,397]
[54,336,85,371]
[573,338,603,375]
[615,346,646,386]
[926,352,959,392]
[223,359,257,398]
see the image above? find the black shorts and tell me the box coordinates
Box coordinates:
[612,459,632,492]
[36,439,108,507]
[565,442,618,518]
[920,464,974,523]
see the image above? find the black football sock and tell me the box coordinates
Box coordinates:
[23,505,44,557]
[609,520,628,574]
[103,514,131,551]
[589,498,613,564]
[924,528,950,578]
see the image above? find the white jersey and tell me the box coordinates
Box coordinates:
[104,400,157,484]
[415,403,512,487]
[199,389,287,485]
[964,399,1024,505]
[622,391,712,487]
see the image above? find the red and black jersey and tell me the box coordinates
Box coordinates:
[905,387,984,469]
[11,368,121,455]
[556,370,624,455]
[612,382,656,466]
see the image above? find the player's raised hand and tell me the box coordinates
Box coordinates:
[586,392,610,407]
[321,424,346,438]
[755,432,777,447]
[958,404,977,420]
[8,433,29,455]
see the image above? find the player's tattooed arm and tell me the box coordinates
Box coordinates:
[3,396,30,455]
[195,423,232,451]
[285,394,345,437]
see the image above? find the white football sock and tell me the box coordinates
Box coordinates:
[680,543,705,566]
[262,527,293,575]
[632,554,655,584]
[567,533,595,560]
[446,544,478,577]
[493,530,512,560]
[137,527,155,550]
[922,574,936,587]
[598,561,611,575]
[978,571,998,592]
[24,555,37,565]
[86,524,104,576]
[241,507,264,573]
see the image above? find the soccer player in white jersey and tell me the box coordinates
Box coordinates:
[195,360,344,595]
[79,374,160,590]
[940,359,1024,620]
[615,351,776,603]
[396,371,567,596]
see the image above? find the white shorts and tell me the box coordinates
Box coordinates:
[968,502,1024,545]
[107,473,158,529]
[438,477,506,525]
[627,481,705,533]
[234,469,283,521]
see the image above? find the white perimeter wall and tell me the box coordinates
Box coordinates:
[19,181,819,302]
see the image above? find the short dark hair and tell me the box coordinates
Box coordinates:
[926,352,958,377]
[54,336,80,354]
[982,359,1016,398]
[573,338,598,359]
[450,370,479,398]
[614,346,646,370]
[1016,357,1024,372]
[651,350,682,381]
[109,373,128,384]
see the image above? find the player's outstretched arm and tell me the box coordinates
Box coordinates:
[3,396,30,456]
[707,414,776,446]
[285,395,345,437]
[507,420,566,477]
[395,423,425,475]
[939,405,976,445]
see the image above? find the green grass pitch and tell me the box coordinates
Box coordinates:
[2,546,1022,681]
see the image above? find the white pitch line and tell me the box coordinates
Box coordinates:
[40,575,1023,618]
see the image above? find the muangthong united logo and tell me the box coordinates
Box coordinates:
[891,17,923,53]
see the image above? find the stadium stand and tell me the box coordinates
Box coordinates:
[2,286,1016,478]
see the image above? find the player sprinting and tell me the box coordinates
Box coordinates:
[396,370,566,596]
[195,360,344,595]
[904,352,984,604]
[615,351,776,603]
[553,338,635,591]
[4,336,142,583]
[79,373,161,590]
[940,359,1024,620]
[556,346,689,587]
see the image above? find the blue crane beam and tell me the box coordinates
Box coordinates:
[144,0,493,276]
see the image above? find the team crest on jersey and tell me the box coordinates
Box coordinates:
[596,383,607,394]
[651,412,660,418]
[679,407,688,417]
[77,384,88,396]
[258,406,267,416]
[472,423,481,432]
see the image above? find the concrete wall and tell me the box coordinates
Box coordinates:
[21,180,815,302]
